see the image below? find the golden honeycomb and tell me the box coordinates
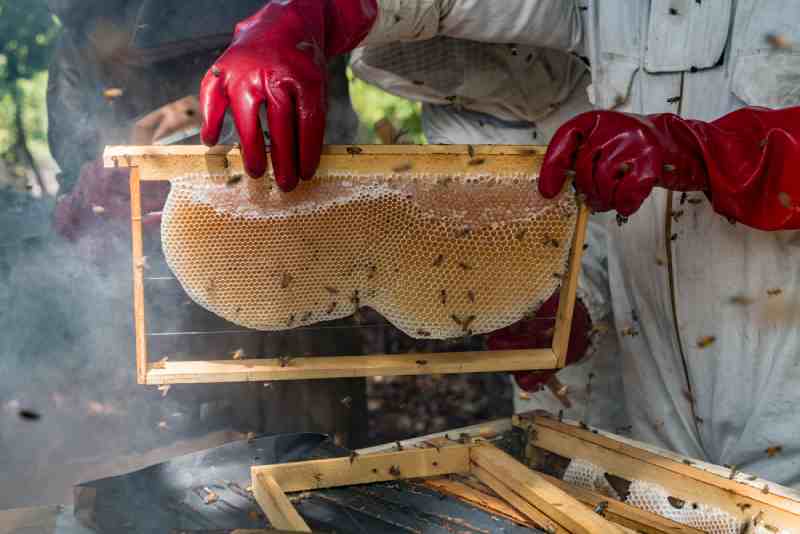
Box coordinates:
[160,169,577,339]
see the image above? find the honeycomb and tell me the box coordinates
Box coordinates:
[160,169,577,339]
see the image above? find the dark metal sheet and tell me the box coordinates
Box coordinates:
[75,433,332,533]
[298,482,540,533]
[75,432,543,533]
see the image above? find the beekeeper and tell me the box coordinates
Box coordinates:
[201,0,800,487]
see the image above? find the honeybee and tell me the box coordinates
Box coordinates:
[696,335,716,349]
[392,162,413,172]
[619,326,638,337]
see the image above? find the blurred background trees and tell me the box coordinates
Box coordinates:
[0,1,59,193]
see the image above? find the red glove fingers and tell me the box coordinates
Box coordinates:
[294,82,327,181]
[229,76,269,181]
[200,0,377,191]
[539,112,667,216]
[264,85,299,190]
[199,71,228,147]
[537,112,595,199]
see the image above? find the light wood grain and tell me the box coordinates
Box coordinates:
[252,445,471,493]
[103,144,546,181]
[129,167,148,384]
[553,201,590,367]
[144,349,557,384]
[422,476,541,529]
[471,444,626,534]
[471,465,568,534]
[528,416,800,530]
[253,473,311,532]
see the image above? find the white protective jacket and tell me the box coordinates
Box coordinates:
[354,0,800,487]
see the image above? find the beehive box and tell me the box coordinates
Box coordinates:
[103,145,588,385]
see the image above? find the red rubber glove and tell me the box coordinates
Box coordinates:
[487,292,591,392]
[200,0,377,191]
[539,107,800,231]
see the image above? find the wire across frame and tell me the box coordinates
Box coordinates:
[105,144,589,385]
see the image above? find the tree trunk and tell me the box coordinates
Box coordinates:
[7,55,45,193]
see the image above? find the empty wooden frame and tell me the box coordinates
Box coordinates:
[250,442,626,534]
[250,417,800,533]
[516,414,800,533]
[103,145,589,385]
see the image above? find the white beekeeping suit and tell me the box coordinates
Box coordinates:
[352,7,629,433]
[353,0,800,488]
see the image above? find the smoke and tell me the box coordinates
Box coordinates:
[0,191,257,508]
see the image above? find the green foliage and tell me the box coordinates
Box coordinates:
[347,68,425,144]
[0,0,59,82]
[0,70,50,154]
[0,0,59,171]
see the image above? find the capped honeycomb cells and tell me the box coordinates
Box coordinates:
[161,170,577,339]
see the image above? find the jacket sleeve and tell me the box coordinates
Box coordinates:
[687,106,800,231]
[361,0,583,52]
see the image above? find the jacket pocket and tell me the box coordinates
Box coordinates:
[731,53,800,108]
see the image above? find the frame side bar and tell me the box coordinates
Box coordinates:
[552,202,590,367]
[129,167,148,384]
[253,473,312,532]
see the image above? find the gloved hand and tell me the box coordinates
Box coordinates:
[539,107,800,230]
[200,0,377,191]
[487,292,591,392]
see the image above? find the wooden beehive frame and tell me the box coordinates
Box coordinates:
[250,416,800,533]
[251,441,628,534]
[103,144,589,385]
[515,414,800,533]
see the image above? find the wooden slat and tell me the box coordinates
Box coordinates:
[422,476,541,529]
[103,144,546,181]
[144,349,557,384]
[253,474,311,532]
[252,445,471,493]
[539,472,703,534]
[357,418,512,455]
[470,445,626,534]
[528,416,800,530]
[129,167,148,384]
[471,465,568,534]
[552,201,590,367]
